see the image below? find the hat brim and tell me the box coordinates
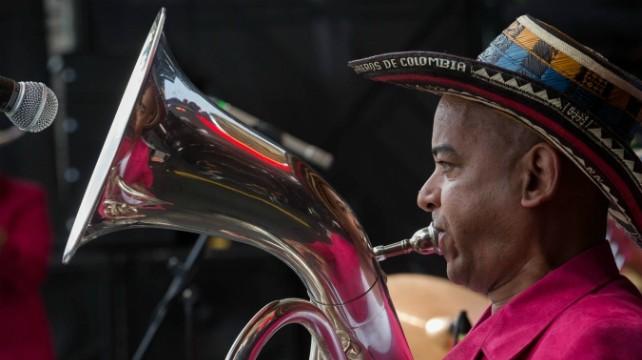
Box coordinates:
[349,51,642,247]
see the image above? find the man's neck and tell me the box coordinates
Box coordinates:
[486,232,605,314]
[488,254,551,314]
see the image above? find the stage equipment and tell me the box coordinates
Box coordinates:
[0,76,58,132]
[386,274,488,359]
[0,126,24,145]
[62,8,438,359]
[132,234,208,360]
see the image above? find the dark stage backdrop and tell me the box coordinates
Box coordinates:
[1,0,641,359]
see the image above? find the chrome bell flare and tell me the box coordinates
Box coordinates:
[63,7,413,359]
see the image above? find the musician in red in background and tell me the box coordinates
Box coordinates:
[0,174,54,359]
[98,79,166,220]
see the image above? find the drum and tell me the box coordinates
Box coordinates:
[387,273,489,359]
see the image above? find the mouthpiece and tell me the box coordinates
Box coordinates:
[373,223,440,262]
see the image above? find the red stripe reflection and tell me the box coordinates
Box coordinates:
[196,113,291,172]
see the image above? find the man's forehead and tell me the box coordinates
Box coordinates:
[434,96,494,127]
[434,95,528,136]
[431,95,523,155]
[431,97,481,145]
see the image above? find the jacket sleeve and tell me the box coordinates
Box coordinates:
[0,186,52,294]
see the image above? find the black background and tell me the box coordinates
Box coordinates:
[2,0,641,359]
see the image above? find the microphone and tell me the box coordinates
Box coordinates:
[0,75,58,132]
[212,97,334,170]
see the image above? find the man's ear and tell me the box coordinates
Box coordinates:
[519,143,560,208]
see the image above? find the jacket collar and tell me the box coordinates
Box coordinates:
[446,242,620,360]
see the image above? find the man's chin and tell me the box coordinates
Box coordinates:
[445,261,478,291]
[445,262,465,285]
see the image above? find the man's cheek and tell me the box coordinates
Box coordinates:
[441,184,463,205]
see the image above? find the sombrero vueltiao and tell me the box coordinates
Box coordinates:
[348,15,642,248]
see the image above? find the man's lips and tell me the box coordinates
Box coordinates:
[431,223,446,255]
[436,232,446,256]
[432,221,446,256]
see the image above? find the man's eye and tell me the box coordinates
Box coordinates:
[436,161,452,170]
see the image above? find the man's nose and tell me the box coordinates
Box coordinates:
[417,174,440,212]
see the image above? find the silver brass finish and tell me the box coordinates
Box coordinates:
[226,298,346,360]
[63,8,418,360]
[373,223,440,262]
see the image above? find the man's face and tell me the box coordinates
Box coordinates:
[417,96,530,294]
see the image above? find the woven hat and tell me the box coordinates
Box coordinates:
[349,15,642,247]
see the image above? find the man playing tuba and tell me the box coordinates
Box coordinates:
[351,15,642,359]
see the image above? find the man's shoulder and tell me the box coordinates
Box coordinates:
[542,275,642,339]
[558,276,642,323]
[530,278,642,358]
[534,315,642,359]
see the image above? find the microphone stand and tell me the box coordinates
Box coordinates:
[132,234,209,360]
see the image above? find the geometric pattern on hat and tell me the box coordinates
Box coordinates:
[348,15,642,248]
[470,64,642,194]
[478,16,642,144]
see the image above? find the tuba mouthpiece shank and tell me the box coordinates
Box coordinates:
[373,223,441,262]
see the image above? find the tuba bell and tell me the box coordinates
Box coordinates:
[63,8,438,359]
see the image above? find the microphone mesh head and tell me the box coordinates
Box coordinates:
[7,82,58,132]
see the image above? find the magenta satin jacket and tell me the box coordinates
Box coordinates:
[0,175,54,360]
[445,242,642,360]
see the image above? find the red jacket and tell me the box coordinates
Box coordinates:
[445,242,642,360]
[0,175,54,360]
